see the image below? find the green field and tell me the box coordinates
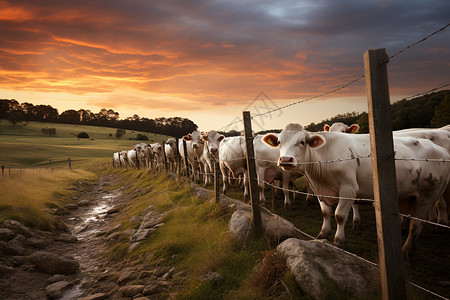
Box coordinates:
[0,119,172,168]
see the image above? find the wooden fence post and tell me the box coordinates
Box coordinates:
[1,165,4,176]
[242,111,262,237]
[68,158,72,169]
[49,160,52,169]
[214,161,220,203]
[364,48,406,300]
[135,149,139,169]
[182,139,190,178]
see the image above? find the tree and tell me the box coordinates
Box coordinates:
[59,109,81,124]
[7,111,24,125]
[431,94,450,127]
[115,128,126,139]
[77,132,89,138]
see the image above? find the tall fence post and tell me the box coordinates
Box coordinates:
[242,111,262,237]
[68,158,72,169]
[364,48,406,300]
[214,161,220,203]
[1,165,4,176]
[135,149,139,169]
[182,139,190,179]
[49,160,52,169]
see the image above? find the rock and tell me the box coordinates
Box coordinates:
[129,228,156,243]
[106,232,121,241]
[65,204,78,210]
[11,255,27,266]
[29,251,80,274]
[139,211,165,229]
[277,238,380,300]
[119,285,145,297]
[228,210,254,245]
[117,270,136,285]
[228,210,312,245]
[55,233,78,243]
[77,200,90,207]
[47,274,67,284]
[0,228,15,241]
[6,235,26,255]
[134,297,150,300]
[45,281,73,299]
[128,242,140,252]
[123,229,137,236]
[27,237,48,249]
[2,220,36,237]
[201,272,224,284]
[78,293,107,300]
[107,207,119,215]
[143,281,172,295]
[106,224,121,235]
[129,216,141,223]
[161,267,176,280]
[0,264,14,277]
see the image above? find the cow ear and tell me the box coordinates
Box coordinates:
[218,135,225,142]
[323,124,330,131]
[262,134,279,147]
[307,135,326,148]
[183,134,191,141]
[346,124,359,134]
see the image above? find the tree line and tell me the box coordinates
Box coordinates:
[304,90,450,133]
[0,100,198,138]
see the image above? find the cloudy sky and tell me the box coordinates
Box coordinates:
[1,0,449,131]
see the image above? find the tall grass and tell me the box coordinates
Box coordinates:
[0,168,97,230]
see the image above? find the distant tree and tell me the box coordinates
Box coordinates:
[115,128,126,139]
[431,94,450,127]
[77,132,89,138]
[136,134,149,141]
[7,111,24,125]
[356,112,369,133]
[59,109,81,124]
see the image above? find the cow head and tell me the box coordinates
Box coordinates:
[263,123,326,170]
[324,122,359,134]
[202,131,225,160]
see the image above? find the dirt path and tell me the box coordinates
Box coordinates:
[0,173,133,299]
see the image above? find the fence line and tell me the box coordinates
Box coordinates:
[397,213,450,230]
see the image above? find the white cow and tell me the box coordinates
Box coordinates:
[113,152,120,167]
[323,122,360,134]
[200,131,225,186]
[127,149,137,168]
[219,136,249,198]
[254,134,302,209]
[182,131,206,182]
[150,143,164,170]
[134,143,150,169]
[165,138,178,172]
[263,123,450,255]
[120,150,128,167]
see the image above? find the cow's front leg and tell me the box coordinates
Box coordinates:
[317,200,332,240]
[352,204,361,230]
[282,171,291,209]
[334,199,354,247]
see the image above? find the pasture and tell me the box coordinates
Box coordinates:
[0,119,171,168]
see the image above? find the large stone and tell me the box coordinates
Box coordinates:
[277,238,380,300]
[117,270,136,285]
[129,228,156,243]
[120,285,145,297]
[2,220,36,237]
[5,235,26,255]
[27,237,48,249]
[45,280,73,299]
[228,209,311,245]
[143,281,172,295]
[29,251,80,274]
[78,293,107,300]
[0,228,15,241]
[139,211,165,229]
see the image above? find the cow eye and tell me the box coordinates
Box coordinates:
[300,141,305,146]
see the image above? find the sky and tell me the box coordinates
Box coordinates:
[0,0,449,131]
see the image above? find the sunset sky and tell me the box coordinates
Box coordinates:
[1,0,449,131]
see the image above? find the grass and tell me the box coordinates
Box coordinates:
[0,168,97,231]
[0,119,171,168]
[102,169,311,299]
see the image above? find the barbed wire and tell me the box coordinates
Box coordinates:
[397,213,450,230]
[408,282,449,300]
[396,83,450,102]
[388,23,450,61]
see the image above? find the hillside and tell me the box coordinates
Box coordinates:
[304,90,450,133]
[0,120,171,168]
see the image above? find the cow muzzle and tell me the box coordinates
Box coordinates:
[278,156,295,170]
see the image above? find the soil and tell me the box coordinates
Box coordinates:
[0,173,144,299]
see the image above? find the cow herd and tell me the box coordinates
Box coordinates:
[113,123,450,255]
